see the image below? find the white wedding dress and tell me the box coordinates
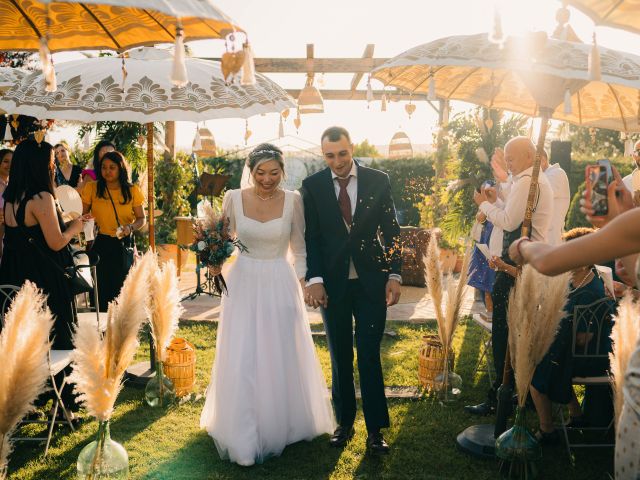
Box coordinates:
[200,189,335,466]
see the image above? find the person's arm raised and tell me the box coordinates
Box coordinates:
[510,207,640,276]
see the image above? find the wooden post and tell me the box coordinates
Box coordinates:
[147,122,155,251]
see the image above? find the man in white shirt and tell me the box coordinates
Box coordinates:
[622,139,640,195]
[465,136,554,416]
[541,149,570,245]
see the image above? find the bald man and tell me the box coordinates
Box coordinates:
[466,137,554,415]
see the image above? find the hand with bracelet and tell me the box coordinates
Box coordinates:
[488,255,518,277]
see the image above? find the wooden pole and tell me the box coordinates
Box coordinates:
[147,122,155,251]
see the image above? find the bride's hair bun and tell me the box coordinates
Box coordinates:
[247,143,284,172]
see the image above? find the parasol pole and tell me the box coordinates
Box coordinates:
[493,108,551,437]
[147,122,155,251]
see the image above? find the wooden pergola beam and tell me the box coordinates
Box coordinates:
[286,88,432,102]
[202,56,388,73]
[350,44,375,93]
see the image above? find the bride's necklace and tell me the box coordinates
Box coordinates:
[254,188,277,201]
[568,270,593,294]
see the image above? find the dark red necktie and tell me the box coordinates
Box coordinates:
[336,176,352,225]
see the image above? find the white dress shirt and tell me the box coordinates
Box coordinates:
[543,163,570,245]
[308,162,401,286]
[480,166,553,245]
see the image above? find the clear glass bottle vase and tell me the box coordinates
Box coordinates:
[144,361,176,408]
[77,421,128,479]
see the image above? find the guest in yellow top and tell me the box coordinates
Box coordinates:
[82,151,145,311]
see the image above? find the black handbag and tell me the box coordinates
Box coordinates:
[106,187,135,271]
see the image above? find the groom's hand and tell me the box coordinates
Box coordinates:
[307,283,328,309]
[386,279,401,306]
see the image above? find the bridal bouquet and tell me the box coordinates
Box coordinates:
[189,206,246,294]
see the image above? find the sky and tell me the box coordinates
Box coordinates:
[47,0,640,154]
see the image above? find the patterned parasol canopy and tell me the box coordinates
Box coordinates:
[0,47,294,122]
[565,0,640,35]
[372,32,640,132]
[0,67,26,94]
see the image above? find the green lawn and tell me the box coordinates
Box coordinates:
[8,319,613,479]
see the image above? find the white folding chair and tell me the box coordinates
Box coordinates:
[558,297,616,459]
[0,284,76,455]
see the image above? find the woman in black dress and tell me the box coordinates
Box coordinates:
[0,139,85,349]
[54,142,83,189]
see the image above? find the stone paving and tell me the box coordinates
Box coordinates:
[177,263,477,323]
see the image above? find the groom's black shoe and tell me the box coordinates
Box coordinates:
[366,431,390,455]
[329,425,355,447]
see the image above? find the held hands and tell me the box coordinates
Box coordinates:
[305,283,328,309]
[491,148,508,183]
[473,186,497,206]
[386,278,401,306]
[580,166,633,228]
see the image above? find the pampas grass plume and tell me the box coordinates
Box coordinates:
[149,259,184,362]
[72,252,155,421]
[0,282,54,471]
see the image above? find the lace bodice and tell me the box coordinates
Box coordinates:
[222,189,307,279]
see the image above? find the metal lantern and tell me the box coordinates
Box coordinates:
[388,131,413,159]
[193,127,217,158]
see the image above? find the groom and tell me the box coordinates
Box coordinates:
[301,126,402,454]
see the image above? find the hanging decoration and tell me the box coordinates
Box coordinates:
[278,114,284,138]
[241,41,256,86]
[623,133,634,157]
[405,100,416,119]
[366,75,374,107]
[171,22,188,87]
[381,92,388,112]
[588,32,602,81]
[488,6,504,46]
[82,129,91,150]
[298,74,324,114]
[281,108,290,120]
[244,119,252,145]
[221,32,246,84]
[563,87,572,114]
[121,54,128,93]
[294,108,301,132]
[389,130,413,159]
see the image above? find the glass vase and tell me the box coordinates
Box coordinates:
[144,361,176,408]
[77,421,128,479]
[495,407,541,479]
[433,349,462,404]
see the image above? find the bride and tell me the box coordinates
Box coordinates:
[200,143,335,466]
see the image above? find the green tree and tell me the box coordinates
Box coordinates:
[353,139,380,158]
[568,125,626,159]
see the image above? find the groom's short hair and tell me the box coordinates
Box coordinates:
[321,126,351,144]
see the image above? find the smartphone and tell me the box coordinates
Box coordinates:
[585,160,611,216]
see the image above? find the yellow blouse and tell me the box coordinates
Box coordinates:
[81,181,144,237]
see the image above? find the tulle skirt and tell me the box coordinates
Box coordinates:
[200,255,335,466]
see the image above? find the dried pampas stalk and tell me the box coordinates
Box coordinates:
[508,266,570,408]
[609,292,640,424]
[424,238,445,339]
[71,252,155,421]
[0,282,53,472]
[149,259,184,363]
[443,247,473,349]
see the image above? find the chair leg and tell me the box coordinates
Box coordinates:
[558,406,573,462]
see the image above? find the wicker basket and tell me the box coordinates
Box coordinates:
[418,334,454,391]
[164,337,196,397]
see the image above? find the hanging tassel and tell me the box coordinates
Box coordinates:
[121,55,128,93]
[381,93,387,112]
[488,8,504,46]
[563,87,572,114]
[193,127,202,151]
[624,136,634,157]
[244,119,252,145]
[278,114,284,138]
[45,58,57,93]
[3,122,12,142]
[171,22,189,88]
[241,41,256,86]
[428,73,437,101]
[588,32,601,81]
[366,75,374,107]
[294,108,301,132]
